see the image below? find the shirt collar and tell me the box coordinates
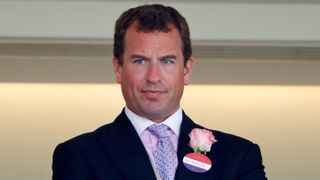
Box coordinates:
[125,106,182,136]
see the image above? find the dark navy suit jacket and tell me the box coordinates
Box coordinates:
[52,110,267,180]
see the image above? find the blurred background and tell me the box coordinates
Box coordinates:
[0,0,320,179]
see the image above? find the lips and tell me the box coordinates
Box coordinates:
[141,89,166,99]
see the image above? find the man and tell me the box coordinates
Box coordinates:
[52,4,267,180]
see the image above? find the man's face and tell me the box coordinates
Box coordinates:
[113,25,193,123]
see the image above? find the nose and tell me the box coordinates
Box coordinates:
[146,62,161,83]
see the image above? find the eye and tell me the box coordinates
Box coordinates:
[133,58,146,65]
[162,58,174,65]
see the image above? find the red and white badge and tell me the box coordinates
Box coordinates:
[183,152,212,173]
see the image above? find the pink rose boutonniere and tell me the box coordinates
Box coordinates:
[183,128,217,173]
[189,128,217,154]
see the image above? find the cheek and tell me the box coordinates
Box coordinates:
[167,76,184,97]
[122,72,142,92]
[174,74,186,89]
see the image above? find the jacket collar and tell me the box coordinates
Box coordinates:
[95,109,157,180]
[95,109,211,180]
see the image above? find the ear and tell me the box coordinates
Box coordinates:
[112,58,122,83]
[183,57,194,85]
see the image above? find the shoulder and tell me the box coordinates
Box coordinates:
[52,123,113,172]
[209,130,267,179]
[56,122,113,151]
[54,110,130,154]
[187,123,262,160]
[208,129,263,160]
[57,110,128,149]
[52,122,123,179]
[52,121,116,164]
[212,130,255,149]
[208,129,264,169]
[182,113,260,156]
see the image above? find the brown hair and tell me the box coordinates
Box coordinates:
[113,4,192,65]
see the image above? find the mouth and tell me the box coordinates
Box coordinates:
[141,89,166,99]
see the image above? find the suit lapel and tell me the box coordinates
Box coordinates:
[175,112,213,180]
[95,110,157,180]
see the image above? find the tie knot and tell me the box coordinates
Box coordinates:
[147,124,172,138]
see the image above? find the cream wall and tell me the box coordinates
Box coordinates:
[1,83,319,180]
[1,1,320,42]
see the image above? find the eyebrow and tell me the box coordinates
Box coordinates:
[161,55,177,60]
[130,54,149,60]
[130,54,177,60]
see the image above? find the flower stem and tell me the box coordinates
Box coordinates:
[194,148,206,155]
